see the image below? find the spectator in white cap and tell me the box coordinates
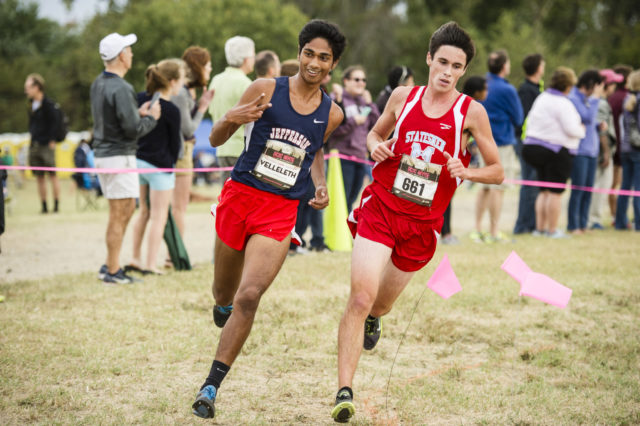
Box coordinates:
[90,32,161,285]
[208,36,255,181]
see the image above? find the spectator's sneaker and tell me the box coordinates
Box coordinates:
[192,385,216,419]
[98,264,108,280]
[469,231,484,243]
[102,268,136,285]
[331,389,355,423]
[532,230,545,237]
[485,232,512,244]
[590,223,604,230]
[442,234,459,245]
[213,304,233,328]
[311,243,332,253]
[363,316,382,350]
[547,229,569,239]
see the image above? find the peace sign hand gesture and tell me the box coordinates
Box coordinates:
[226,93,272,125]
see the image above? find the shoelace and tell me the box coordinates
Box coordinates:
[216,304,233,314]
[365,318,378,335]
[200,386,216,400]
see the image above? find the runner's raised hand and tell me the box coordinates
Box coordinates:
[226,93,272,125]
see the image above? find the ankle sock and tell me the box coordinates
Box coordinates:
[202,360,230,391]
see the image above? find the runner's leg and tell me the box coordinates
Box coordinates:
[337,235,392,388]
[214,233,291,366]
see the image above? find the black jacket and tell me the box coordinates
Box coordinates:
[28,96,56,145]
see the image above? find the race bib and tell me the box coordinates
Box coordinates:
[391,154,441,206]
[251,139,306,189]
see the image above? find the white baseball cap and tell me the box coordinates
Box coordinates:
[99,32,137,61]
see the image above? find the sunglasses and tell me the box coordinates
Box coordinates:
[351,77,367,83]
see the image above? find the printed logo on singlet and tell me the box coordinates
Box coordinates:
[404,131,446,151]
[269,127,311,150]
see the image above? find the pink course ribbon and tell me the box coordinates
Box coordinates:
[2,158,639,197]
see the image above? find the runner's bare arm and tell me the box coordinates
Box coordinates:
[366,86,412,162]
[323,101,345,142]
[209,79,275,147]
[309,103,343,210]
[446,100,503,184]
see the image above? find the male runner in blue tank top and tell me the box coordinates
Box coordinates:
[191,20,346,419]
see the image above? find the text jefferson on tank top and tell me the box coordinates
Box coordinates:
[231,76,332,200]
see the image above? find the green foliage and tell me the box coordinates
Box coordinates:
[1,0,639,133]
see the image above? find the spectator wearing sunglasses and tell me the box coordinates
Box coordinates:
[329,65,380,212]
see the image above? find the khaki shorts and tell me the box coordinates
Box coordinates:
[95,155,140,199]
[480,144,518,189]
[28,143,56,176]
[175,141,194,176]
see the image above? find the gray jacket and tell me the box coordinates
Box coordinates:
[171,86,205,159]
[90,71,157,158]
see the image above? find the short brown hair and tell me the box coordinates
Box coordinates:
[280,59,299,77]
[182,46,211,88]
[342,65,365,82]
[549,67,577,92]
[488,49,509,74]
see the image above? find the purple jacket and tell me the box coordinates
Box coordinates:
[568,87,601,158]
[330,91,380,159]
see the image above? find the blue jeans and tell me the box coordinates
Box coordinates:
[615,150,640,230]
[513,141,539,233]
[568,155,597,231]
[340,159,367,213]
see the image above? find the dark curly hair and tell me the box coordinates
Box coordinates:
[298,19,346,62]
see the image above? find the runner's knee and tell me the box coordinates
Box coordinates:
[348,290,375,317]
[233,285,264,314]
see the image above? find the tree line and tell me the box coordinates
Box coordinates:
[1,0,637,133]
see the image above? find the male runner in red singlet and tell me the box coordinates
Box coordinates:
[331,22,504,423]
[191,20,346,420]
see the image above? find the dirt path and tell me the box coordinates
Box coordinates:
[1,181,217,284]
[0,179,523,284]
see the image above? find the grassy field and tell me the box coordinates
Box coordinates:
[1,179,639,424]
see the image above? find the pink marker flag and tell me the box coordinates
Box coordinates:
[426,254,462,299]
[520,272,572,308]
[501,251,572,308]
[500,251,532,284]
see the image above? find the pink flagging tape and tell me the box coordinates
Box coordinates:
[2,161,639,197]
[0,165,233,174]
[504,178,640,197]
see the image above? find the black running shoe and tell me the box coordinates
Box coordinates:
[363,316,382,350]
[213,304,233,328]
[192,385,216,419]
[98,264,108,281]
[103,268,137,285]
[331,388,355,423]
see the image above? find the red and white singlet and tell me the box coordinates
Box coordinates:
[370,85,472,221]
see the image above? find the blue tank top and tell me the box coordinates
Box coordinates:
[230,77,331,199]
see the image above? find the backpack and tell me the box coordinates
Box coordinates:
[51,101,68,142]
